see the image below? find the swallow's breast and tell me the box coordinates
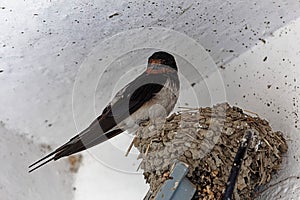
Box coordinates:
[120,76,179,132]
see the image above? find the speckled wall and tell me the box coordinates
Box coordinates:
[0,0,299,200]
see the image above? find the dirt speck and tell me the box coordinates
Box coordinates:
[263,56,267,62]
[258,38,266,44]
[68,154,83,173]
[40,144,52,152]
[219,65,226,70]
[109,13,119,18]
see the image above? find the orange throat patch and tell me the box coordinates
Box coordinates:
[146,66,175,74]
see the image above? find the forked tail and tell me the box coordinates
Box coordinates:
[28,128,122,173]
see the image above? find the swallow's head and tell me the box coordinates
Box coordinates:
[148,51,177,71]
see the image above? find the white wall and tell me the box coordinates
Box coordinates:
[0,0,299,199]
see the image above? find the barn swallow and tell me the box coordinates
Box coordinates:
[29,51,180,172]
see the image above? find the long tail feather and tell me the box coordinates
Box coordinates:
[28,157,55,173]
[28,128,123,173]
[53,128,122,160]
[28,150,57,169]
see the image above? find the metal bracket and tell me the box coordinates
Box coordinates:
[144,161,196,200]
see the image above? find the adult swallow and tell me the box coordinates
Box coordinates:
[29,51,180,172]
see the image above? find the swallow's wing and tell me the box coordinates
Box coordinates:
[105,73,168,120]
[29,73,168,172]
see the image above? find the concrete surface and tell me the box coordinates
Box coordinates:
[0,0,299,200]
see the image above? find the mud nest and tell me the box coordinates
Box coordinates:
[133,103,288,200]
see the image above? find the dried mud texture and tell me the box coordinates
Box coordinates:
[133,103,288,200]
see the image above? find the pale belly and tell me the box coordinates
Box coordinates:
[118,78,179,132]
